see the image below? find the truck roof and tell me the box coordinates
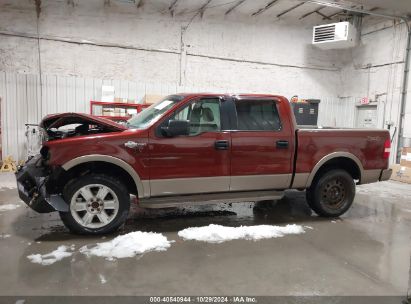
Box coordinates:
[174,93,287,99]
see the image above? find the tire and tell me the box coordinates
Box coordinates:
[59,174,130,235]
[306,169,355,217]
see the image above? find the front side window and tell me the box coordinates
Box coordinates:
[127,95,185,129]
[168,98,221,136]
[235,99,281,131]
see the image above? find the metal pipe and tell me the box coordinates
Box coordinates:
[397,19,411,162]
[300,0,405,19]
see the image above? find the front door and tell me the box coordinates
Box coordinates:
[230,97,294,191]
[148,97,230,197]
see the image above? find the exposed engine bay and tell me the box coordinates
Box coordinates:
[40,113,127,141]
[44,124,111,140]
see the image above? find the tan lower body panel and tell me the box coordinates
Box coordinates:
[150,176,230,197]
[380,168,392,181]
[148,174,291,198]
[229,174,292,191]
[291,173,310,188]
[361,169,382,184]
[139,190,284,208]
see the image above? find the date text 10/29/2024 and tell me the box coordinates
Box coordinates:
[149,297,257,303]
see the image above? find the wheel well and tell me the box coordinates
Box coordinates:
[312,157,361,185]
[62,161,138,195]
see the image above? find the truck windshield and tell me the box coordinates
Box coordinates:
[127,95,185,129]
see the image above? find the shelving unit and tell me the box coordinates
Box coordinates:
[90,101,150,122]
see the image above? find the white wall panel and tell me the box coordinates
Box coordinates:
[317,97,356,128]
[0,72,349,162]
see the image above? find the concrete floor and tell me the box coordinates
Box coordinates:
[0,173,410,297]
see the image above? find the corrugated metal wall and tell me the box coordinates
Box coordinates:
[0,71,356,161]
[318,97,357,128]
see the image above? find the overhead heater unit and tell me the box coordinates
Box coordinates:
[312,21,358,49]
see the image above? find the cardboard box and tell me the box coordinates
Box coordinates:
[390,164,411,184]
[102,107,114,117]
[101,86,115,102]
[142,94,164,105]
[114,97,129,103]
[400,147,411,168]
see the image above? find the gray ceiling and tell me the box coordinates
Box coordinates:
[130,0,411,21]
[2,0,410,22]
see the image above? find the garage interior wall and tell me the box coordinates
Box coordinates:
[0,0,409,164]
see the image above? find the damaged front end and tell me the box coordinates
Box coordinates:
[40,112,126,141]
[16,154,68,213]
[16,112,127,213]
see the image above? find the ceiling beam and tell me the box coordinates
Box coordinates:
[321,6,379,20]
[315,10,331,19]
[322,9,344,20]
[300,0,404,19]
[276,2,305,18]
[251,0,279,17]
[199,0,212,18]
[169,0,178,17]
[225,0,246,16]
[299,6,324,19]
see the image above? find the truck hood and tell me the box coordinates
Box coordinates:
[40,113,127,131]
[40,113,127,141]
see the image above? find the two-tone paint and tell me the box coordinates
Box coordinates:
[39,93,391,206]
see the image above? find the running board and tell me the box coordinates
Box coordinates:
[139,190,284,208]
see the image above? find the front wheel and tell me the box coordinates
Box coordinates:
[60,174,130,234]
[306,169,355,217]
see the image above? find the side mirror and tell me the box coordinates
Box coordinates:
[161,120,189,137]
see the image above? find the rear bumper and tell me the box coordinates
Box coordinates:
[379,168,392,182]
[15,155,68,213]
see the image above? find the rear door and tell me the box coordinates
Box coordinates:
[148,97,231,197]
[230,97,294,191]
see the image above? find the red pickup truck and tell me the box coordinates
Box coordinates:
[16,94,392,234]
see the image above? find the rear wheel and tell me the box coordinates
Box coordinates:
[60,174,130,234]
[306,169,355,217]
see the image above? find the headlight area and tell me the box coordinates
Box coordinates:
[15,152,68,213]
[39,146,51,166]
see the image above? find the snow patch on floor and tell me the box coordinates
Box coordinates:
[27,245,75,265]
[0,203,21,211]
[0,234,11,239]
[178,224,307,243]
[80,231,172,260]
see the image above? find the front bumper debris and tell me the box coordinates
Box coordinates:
[15,155,68,213]
[380,168,393,182]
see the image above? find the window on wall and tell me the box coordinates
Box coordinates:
[234,99,281,131]
[171,98,221,136]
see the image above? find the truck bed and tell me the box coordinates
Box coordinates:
[293,128,390,187]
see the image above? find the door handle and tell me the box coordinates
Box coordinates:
[215,140,229,150]
[276,140,289,149]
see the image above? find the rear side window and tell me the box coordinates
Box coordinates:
[234,99,281,131]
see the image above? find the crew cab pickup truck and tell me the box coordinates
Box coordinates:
[16,94,392,234]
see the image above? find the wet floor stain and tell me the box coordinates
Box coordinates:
[0,182,410,296]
